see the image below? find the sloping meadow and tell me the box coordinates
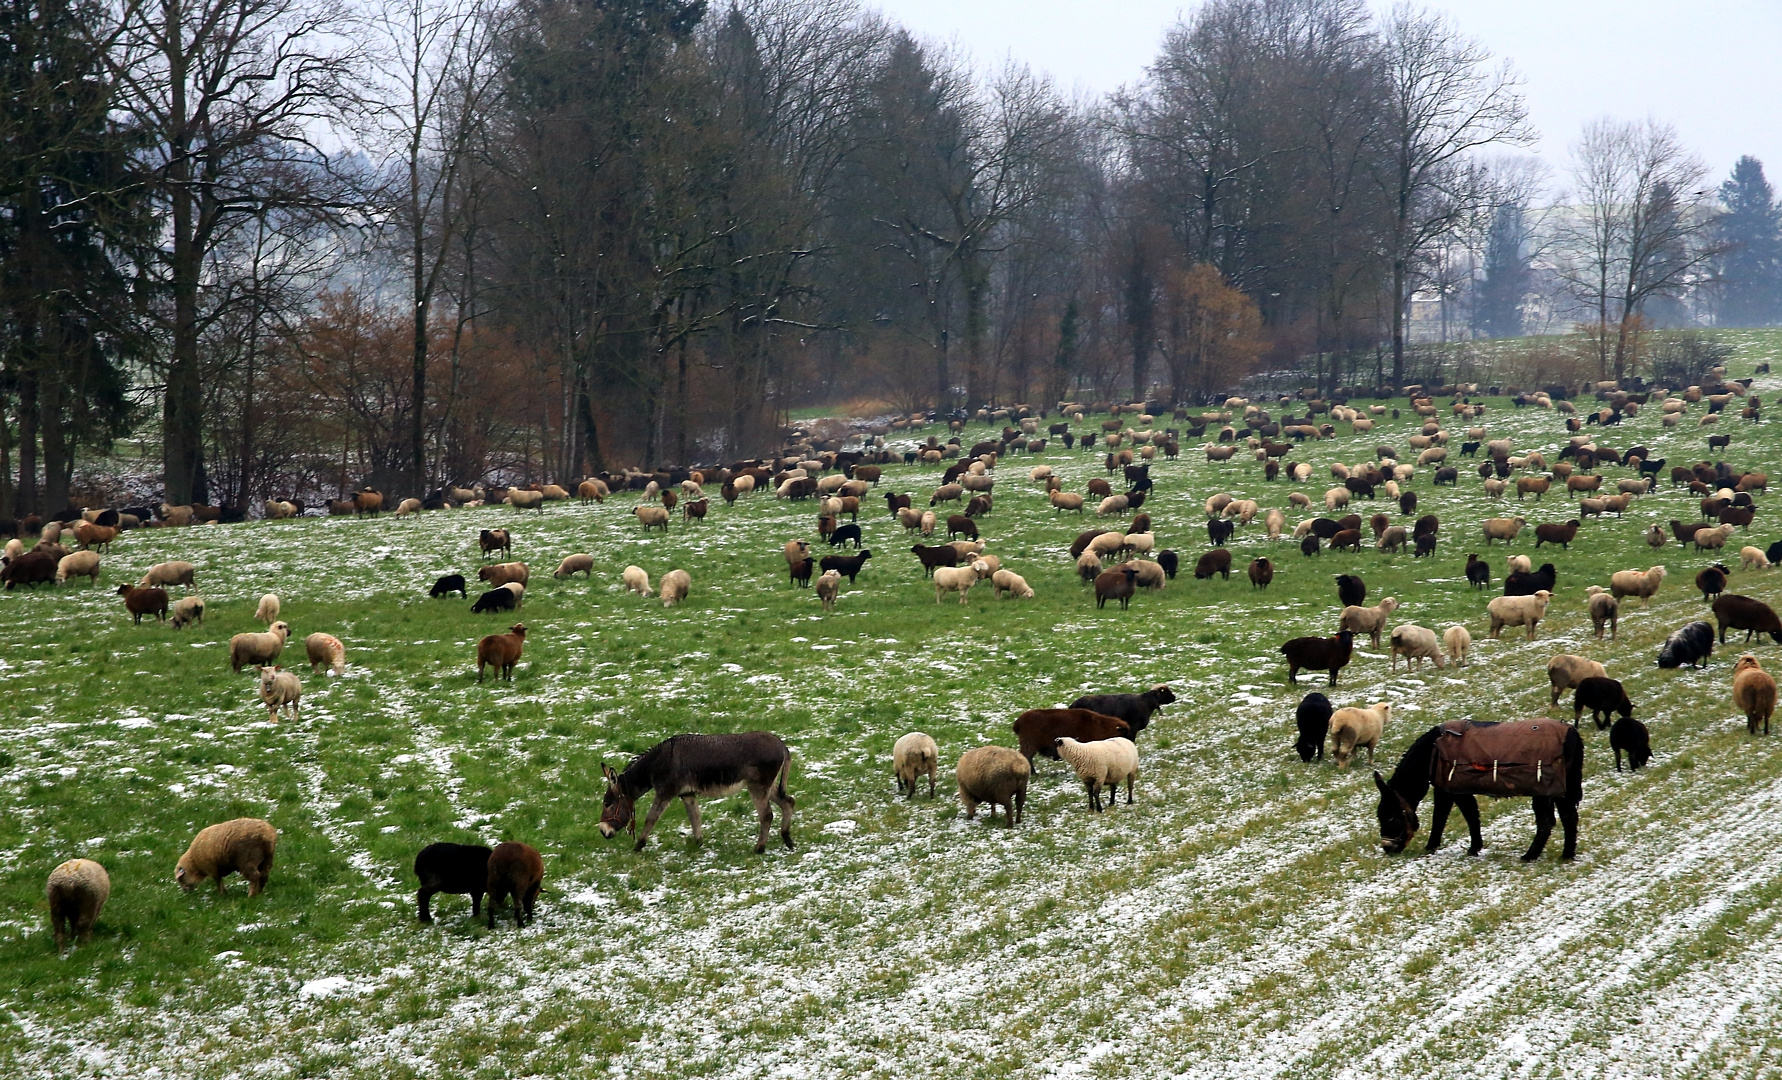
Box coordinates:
[4,337,1782,1078]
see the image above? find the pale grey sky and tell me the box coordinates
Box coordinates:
[869,0,1782,188]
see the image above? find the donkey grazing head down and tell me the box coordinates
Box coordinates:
[597,765,635,840]
[1373,771,1420,854]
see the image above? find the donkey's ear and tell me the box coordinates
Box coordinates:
[1372,771,1392,796]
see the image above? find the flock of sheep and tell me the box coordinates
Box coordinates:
[13,369,1782,947]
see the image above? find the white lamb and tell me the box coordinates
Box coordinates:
[621,565,651,596]
[1052,736,1138,813]
[932,565,978,604]
[892,732,939,799]
[1328,703,1390,768]
[1388,624,1444,671]
[1443,625,1472,667]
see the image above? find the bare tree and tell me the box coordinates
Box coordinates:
[1559,116,1721,380]
[106,0,359,504]
[1375,2,1531,386]
[364,0,499,495]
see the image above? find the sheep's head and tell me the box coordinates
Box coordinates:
[269,621,291,639]
[174,859,196,892]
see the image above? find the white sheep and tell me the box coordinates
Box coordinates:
[305,633,346,676]
[1328,703,1390,767]
[1388,624,1444,671]
[1505,554,1532,576]
[1487,590,1552,639]
[1547,654,1606,705]
[622,565,651,596]
[659,569,691,607]
[1443,625,1471,666]
[1586,586,1619,640]
[992,568,1034,599]
[933,565,977,604]
[257,666,301,721]
[892,732,939,799]
[255,593,280,625]
[230,622,290,672]
[1097,495,1130,516]
[170,596,206,630]
[554,554,595,579]
[1338,597,1400,647]
[1052,736,1139,812]
[1087,532,1127,559]
[1741,546,1772,571]
[55,551,102,586]
[1123,531,1155,554]
[816,569,842,612]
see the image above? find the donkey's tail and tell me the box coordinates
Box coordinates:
[775,750,795,806]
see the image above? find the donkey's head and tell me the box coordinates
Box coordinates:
[1374,771,1419,854]
[598,764,634,840]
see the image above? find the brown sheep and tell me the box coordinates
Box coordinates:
[485,841,544,929]
[1195,549,1233,580]
[1733,655,1776,735]
[1011,709,1132,764]
[176,818,277,896]
[1482,517,1526,544]
[1247,557,1274,589]
[114,584,167,624]
[956,747,1030,826]
[477,624,527,683]
[478,562,529,589]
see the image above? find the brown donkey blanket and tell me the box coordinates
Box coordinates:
[1432,720,1570,799]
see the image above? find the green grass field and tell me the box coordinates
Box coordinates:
[5,334,1782,1078]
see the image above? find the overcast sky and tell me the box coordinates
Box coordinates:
[868,0,1782,191]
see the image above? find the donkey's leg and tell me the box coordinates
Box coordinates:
[1456,795,1484,855]
[1426,791,1455,852]
[681,795,703,843]
[750,787,773,854]
[1557,799,1579,861]
[1522,797,1555,861]
[634,793,673,852]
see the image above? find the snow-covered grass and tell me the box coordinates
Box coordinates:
[4,332,1782,1078]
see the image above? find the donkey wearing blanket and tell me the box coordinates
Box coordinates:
[1374,719,1584,862]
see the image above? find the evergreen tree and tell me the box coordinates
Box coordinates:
[1473,202,1530,339]
[1716,156,1782,327]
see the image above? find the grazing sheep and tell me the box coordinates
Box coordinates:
[485,841,544,929]
[478,529,513,558]
[1586,586,1620,640]
[257,665,302,721]
[504,489,545,512]
[254,593,280,625]
[992,568,1034,599]
[470,586,519,614]
[414,842,492,922]
[1156,550,1179,579]
[305,633,346,676]
[228,621,290,671]
[1443,624,1472,667]
[1573,676,1633,729]
[955,746,1030,826]
[46,858,110,952]
[54,551,101,586]
[176,818,277,896]
[477,624,527,682]
[1338,597,1400,647]
[1388,624,1444,671]
[1280,630,1356,686]
[169,595,206,629]
[1335,574,1366,607]
[1012,708,1132,765]
[815,569,842,611]
[1506,554,1532,576]
[892,732,940,799]
[578,479,608,504]
[1697,563,1729,603]
[1194,549,1233,580]
[1712,594,1782,644]
[633,506,670,531]
[1049,490,1085,513]
[554,554,595,579]
[1741,546,1772,572]
[1487,590,1552,639]
[1733,654,1776,735]
[933,565,979,604]
[1547,654,1608,705]
[1248,557,1274,589]
[1657,620,1716,669]
[1053,736,1139,812]
[1067,686,1174,739]
[139,560,196,589]
[478,562,529,589]
[1295,692,1333,761]
[1095,566,1140,608]
[621,565,651,597]
[1610,565,1666,601]
[430,573,467,598]
[1612,716,1653,771]
[1482,517,1526,544]
[1328,703,1390,768]
[659,569,692,607]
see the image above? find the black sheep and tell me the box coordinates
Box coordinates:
[1504,563,1557,597]
[1068,685,1176,739]
[1301,534,1321,558]
[1413,534,1437,558]
[789,558,814,588]
[1712,594,1782,644]
[1572,676,1633,730]
[1295,692,1333,762]
[1335,574,1366,608]
[1280,631,1355,686]
[1207,517,1235,546]
[414,842,492,921]
[1697,563,1729,603]
[1611,716,1653,771]
[819,550,872,584]
[1769,539,1782,566]
[1156,550,1179,579]
[910,544,959,577]
[1433,466,1459,486]
[1465,553,1490,590]
[1399,491,1417,515]
[828,523,864,548]
[1658,620,1716,669]
[430,573,468,599]
[1309,518,1342,540]
[470,587,519,614]
[1413,514,1439,539]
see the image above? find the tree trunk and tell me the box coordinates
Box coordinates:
[1390,255,1408,388]
[412,264,429,497]
[14,367,39,516]
[40,364,69,512]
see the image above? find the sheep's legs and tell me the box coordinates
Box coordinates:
[682,795,703,843]
[417,887,436,922]
[1123,775,1134,804]
[1523,797,1556,861]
